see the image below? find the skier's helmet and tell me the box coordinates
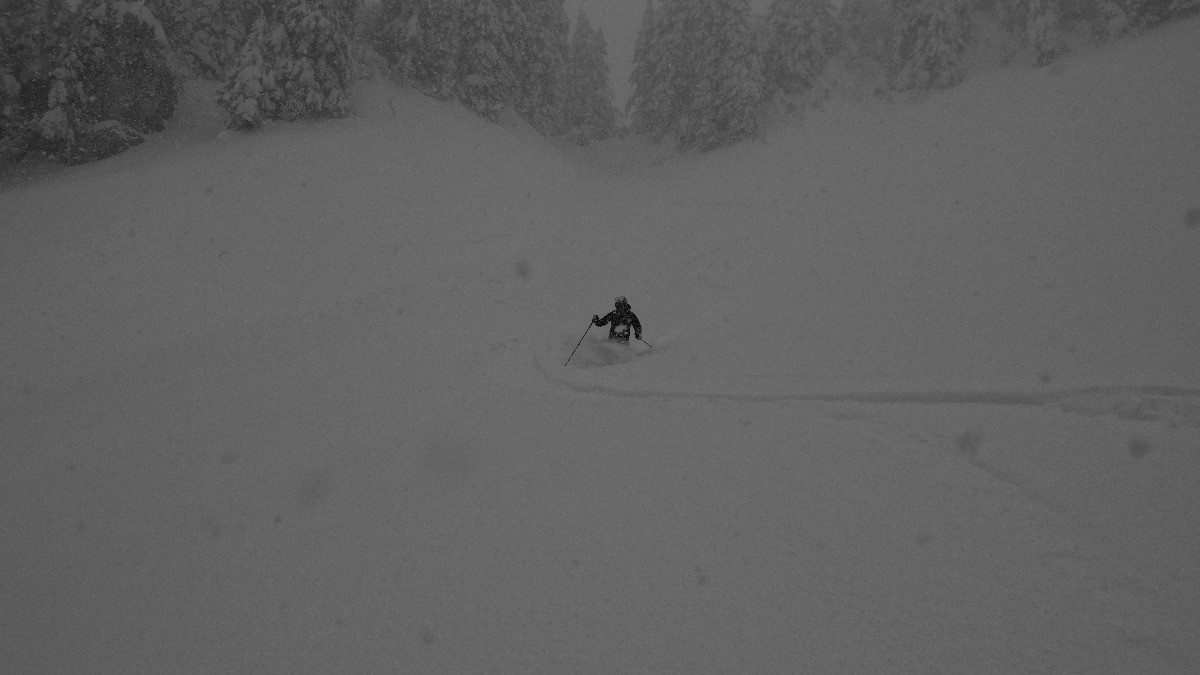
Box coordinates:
[615,296,628,309]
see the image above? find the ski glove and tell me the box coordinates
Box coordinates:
[592,315,600,325]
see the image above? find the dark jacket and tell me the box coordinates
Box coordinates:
[594,302,641,342]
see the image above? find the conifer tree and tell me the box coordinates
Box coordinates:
[1026,0,1066,65]
[149,0,250,77]
[592,26,618,133]
[889,0,971,91]
[679,0,762,150]
[217,0,355,129]
[454,0,527,119]
[997,0,1065,66]
[379,0,463,98]
[625,0,762,149]
[0,1,50,161]
[1088,0,1199,35]
[374,0,569,127]
[37,0,175,160]
[36,12,87,148]
[1,24,18,149]
[276,0,355,120]
[217,13,283,128]
[0,1,177,163]
[626,0,663,135]
[495,0,533,111]
[645,0,698,140]
[762,0,841,97]
[562,11,618,143]
[370,0,415,70]
[515,0,569,134]
[416,0,462,98]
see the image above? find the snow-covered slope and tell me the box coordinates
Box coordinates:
[544,20,1200,395]
[2,18,1199,673]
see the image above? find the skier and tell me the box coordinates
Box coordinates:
[593,296,642,344]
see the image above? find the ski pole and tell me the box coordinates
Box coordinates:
[638,338,653,348]
[565,320,592,366]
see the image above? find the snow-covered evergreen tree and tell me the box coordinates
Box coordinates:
[562,11,618,143]
[149,0,249,77]
[369,0,414,69]
[0,30,16,120]
[276,0,354,120]
[374,0,461,97]
[762,0,841,97]
[515,0,568,134]
[678,0,762,150]
[496,0,533,112]
[1086,0,1197,35]
[415,0,462,97]
[625,0,762,149]
[373,0,569,129]
[618,0,692,139]
[217,13,284,128]
[1,7,31,160]
[1092,0,1139,38]
[997,0,1064,65]
[1023,0,1066,65]
[3,2,61,159]
[37,18,88,147]
[1088,0,1198,34]
[561,11,592,139]
[839,0,893,69]
[35,0,175,160]
[634,0,696,140]
[626,0,665,135]
[0,1,178,163]
[889,0,971,91]
[453,0,521,119]
[217,0,354,129]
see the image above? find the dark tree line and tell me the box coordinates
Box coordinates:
[2,0,1196,164]
[365,0,617,140]
[1,0,622,164]
[625,0,1198,151]
[0,0,356,162]
[629,1,736,150]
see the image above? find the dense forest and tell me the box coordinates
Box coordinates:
[2,0,1196,164]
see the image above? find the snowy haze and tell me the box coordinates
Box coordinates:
[3,14,1200,674]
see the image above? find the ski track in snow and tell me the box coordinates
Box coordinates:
[535,352,1200,426]
[533,346,1200,626]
